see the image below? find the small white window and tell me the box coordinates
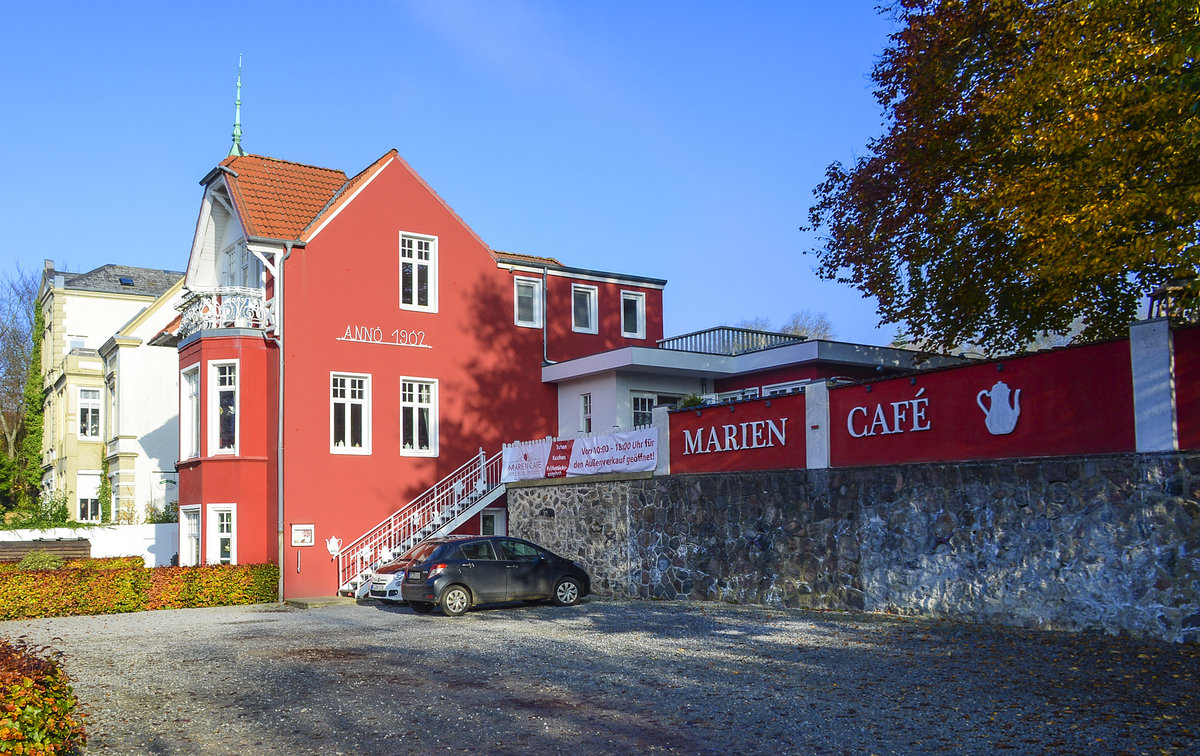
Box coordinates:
[400,378,438,456]
[580,393,593,434]
[716,387,760,402]
[763,380,808,397]
[206,503,237,565]
[572,284,598,334]
[180,505,201,566]
[632,393,655,428]
[331,373,371,454]
[181,366,200,459]
[514,277,543,328]
[78,388,101,439]
[77,471,101,522]
[621,291,646,339]
[400,232,438,312]
[209,361,238,455]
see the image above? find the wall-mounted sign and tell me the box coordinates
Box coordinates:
[502,428,657,482]
[291,524,315,547]
[829,339,1133,466]
[337,325,432,349]
[668,392,806,474]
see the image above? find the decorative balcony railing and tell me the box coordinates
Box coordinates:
[657,326,805,356]
[178,287,273,339]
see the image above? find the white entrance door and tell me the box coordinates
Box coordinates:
[480,508,507,536]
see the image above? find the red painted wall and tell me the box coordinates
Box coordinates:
[276,159,640,597]
[829,339,1135,467]
[669,393,806,473]
[176,334,275,566]
[1174,326,1200,450]
[545,275,665,362]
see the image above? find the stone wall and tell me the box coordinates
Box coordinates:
[506,453,1200,643]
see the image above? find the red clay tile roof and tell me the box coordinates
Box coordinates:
[220,155,347,240]
[492,250,564,267]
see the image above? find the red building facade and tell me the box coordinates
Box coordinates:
[176,150,664,597]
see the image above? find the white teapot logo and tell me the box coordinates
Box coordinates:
[324,536,342,558]
[977,380,1021,435]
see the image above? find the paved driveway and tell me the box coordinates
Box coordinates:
[4,599,1199,755]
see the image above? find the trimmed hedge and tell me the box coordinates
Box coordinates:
[0,640,85,754]
[0,560,278,621]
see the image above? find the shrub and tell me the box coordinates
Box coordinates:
[677,393,705,408]
[0,563,279,620]
[0,639,86,754]
[16,552,64,572]
[2,492,73,531]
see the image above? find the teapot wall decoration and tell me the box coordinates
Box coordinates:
[325,536,342,558]
[977,380,1021,435]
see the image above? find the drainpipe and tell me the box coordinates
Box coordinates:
[273,241,295,601]
[542,266,555,365]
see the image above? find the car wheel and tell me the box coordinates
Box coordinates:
[409,601,434,614]
[440,585,471,617]
[553,577,581,606]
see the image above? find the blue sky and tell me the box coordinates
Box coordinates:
[0,1,898,344]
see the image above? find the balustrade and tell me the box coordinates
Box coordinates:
[178,287,273,338]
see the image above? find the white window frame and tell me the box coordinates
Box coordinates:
[399,232,438,313]
[206,503,237,565]
[716,387,760,402]
[571,284,598,334]
[632,392,656,428]
[580,393,593,434]
[77,387,101,439]
[181,365,200,459]
[77,470,101,523]
[514,276,543,328]
[621,290,646,339]
[208,360,239,456]
[400,377,438,457]
[179,505,201,567]
[330,372,372,454]
[763,380,808,397]
[106,375,118,441]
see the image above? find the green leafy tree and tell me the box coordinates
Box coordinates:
[16,297,44,507]
[0,267,39,509]
[807,0,1200,354]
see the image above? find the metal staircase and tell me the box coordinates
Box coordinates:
[336,449,506,597]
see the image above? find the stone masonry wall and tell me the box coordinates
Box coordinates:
[506,453,1200,643]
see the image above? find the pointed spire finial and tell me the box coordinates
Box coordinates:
[229,54,246,157]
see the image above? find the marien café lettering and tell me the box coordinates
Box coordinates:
[683,419,788,455]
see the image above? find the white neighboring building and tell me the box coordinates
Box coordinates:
[39,261,184,522]
[99,277,186,522]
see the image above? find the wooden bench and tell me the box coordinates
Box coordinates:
[0,539,92,562]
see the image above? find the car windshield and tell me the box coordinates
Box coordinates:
[400,542,442,563]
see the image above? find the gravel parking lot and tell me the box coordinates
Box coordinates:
[3,598,1199,755]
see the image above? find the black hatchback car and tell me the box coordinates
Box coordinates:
[393,535,590,616]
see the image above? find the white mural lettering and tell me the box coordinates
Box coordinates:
[337,325,431,349]
[682,419,787,455]
[848,388,930,438]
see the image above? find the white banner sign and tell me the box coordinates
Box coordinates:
[502,428,657,482]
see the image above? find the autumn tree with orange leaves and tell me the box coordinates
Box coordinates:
[807,0,1200,354]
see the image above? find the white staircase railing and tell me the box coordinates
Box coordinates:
[335,449,505,594]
